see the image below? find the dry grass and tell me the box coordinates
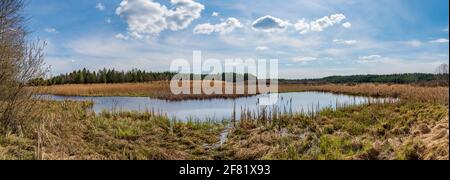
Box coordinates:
[0,100,225,160]
[214,83,449,160]
[36,82,448,104]
[279,83,449,104]
[4,82,448,160]
[34,81,263,101]
[217,102,449,160]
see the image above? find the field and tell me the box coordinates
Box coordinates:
[1,82,449,160]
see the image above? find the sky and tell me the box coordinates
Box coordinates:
[25,0,449,79]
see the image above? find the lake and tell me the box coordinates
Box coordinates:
[40,92,394,121]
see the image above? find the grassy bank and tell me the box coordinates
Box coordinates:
[0,101,225,160]
[216,102,448,160]
[2,83,449,160]
[34,81,262,101]
[279,83,449,104]
[216,84,448,160]
[36,82,448,103]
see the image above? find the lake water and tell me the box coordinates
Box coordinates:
[40,92,393,121]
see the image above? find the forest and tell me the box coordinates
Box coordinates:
[29,68,449,86]
[28,68,256,85]
[280,73,448,85]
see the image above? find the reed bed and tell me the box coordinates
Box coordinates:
[3,83,447,160]
[215,83,449,160]
[34,81,262,101]
[279,83,449,104]
[0,100,226,160]
[36,82,448,104]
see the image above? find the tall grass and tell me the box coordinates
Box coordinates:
[3,83,447,160]
[36,82,448,104]
[279,83,448,104]
[216,83,449,160]
[34,81,262,101]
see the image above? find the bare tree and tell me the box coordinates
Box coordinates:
[435,63,449,86]
[436,63,449,75]
[1,0,47,134]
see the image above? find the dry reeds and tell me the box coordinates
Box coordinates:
[279,83,449,105]
[34,81,263,101]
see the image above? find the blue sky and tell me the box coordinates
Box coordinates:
[25,0,449,79]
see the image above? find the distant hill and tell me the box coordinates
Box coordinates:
[279,73,447,85]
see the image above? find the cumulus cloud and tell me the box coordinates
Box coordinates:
[255,46,269,51]
[294,19,310,34]
[96,3,105,11]
[193,18,242,35]
[115,33,130,40]
[311,14,346,32]
[294,14,347,34]
[116,0,204,38]
[429,38,449,43]
[292,56,317,63]
[212,12,219,17]
[252,15,291,33]
[342,22,352,29]
[333,39,358,45]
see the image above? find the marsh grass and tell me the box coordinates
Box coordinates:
[216,101,448,160]
[279,83,448,104]
[214,83,448,160]
[2,83,448,160]
[34,81,265,101]
[0,100,225,160]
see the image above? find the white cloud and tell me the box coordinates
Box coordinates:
[96,3,106,11]
[292,56,317,62]
[44,28,57,33]
[333,39,358,45]
[310,14,346,32]
[106,18,112,24]
[255,46,269,51]
[443,28,449,32]
[429,38,449,43]
[294,19,310,34]
[359,55,382,60]
[342,22,352,29]
[294,14,347,34]
[116,0,204,38]
[212,12,219,17]
[115,33,130,40]
[357,55,384,63]
[405,40,422,47]
[252,15,291,33]
[193,17,242,35]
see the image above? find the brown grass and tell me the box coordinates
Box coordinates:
[13,82,448,160]
[279,83,449,104]
[34,81,263,101]
[36,82,448,104]
[0,100,224,160]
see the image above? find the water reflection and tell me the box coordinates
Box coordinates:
[41,92,394,121]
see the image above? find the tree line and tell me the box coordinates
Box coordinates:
[29,64,449,86]
[279,72,448,85]
[28,68,257,86]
